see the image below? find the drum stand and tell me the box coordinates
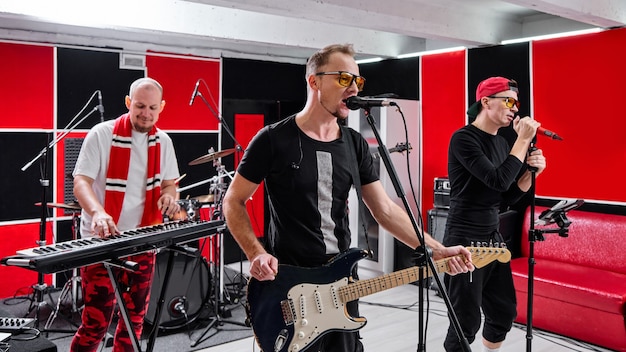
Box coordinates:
[190,162,248,348]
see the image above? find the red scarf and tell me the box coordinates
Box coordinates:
[104,113,162,227]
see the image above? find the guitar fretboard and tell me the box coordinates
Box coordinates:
[339,255,453,302]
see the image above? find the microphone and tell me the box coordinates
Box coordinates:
[538,126,562,141]
[189,79,200,106]
[97,90,105,122]
[344,96,397,110]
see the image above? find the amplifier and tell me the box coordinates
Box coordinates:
[434,177,450,209]
[428,208,448,292]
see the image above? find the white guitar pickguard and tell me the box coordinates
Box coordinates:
[285,278,366,352]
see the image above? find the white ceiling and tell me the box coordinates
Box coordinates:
[0,0,624,64]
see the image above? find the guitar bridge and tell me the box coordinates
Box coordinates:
[280,299,295,325]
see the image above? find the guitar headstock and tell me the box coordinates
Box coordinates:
[467,245,511,269]
[389,142,412,154]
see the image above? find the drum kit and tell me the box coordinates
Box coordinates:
[36,147,240,332]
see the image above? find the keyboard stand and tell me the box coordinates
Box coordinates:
[104,246,184,352]
[105,259,142,352]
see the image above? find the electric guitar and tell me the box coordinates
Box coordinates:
[247,246,511,352]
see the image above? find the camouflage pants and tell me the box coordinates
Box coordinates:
[70,252,155,352]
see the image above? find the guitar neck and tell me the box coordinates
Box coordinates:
[339,254,458,303]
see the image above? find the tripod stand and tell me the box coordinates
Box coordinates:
[20,91,101,329]
[525,193,583,351]
[22,134,57,329]
[44,211,83,331]
[190,160,248,348]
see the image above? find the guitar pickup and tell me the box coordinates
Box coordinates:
[330,285,340,309]
[280,299,295,325]
[314,290,323,313]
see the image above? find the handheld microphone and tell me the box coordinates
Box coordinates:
[97,90,105,122]
[344,96,397,110]
[189,79,200,106]
[537,126,563,141]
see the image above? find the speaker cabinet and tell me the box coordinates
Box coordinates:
[145,250,211,329]
[427,208,448,291]
[392,208,448,288]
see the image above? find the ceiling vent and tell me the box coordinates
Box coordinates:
[119,53,146,70]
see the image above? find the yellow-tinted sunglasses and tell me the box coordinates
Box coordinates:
[315,71,366,91]
[489,96,520,109]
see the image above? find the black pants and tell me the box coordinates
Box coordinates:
[443,233,517,351]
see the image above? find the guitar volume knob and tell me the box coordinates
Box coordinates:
[301,318,308,326]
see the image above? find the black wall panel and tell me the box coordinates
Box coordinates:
[467,42,532,225]
[222,58,306,102]
[169,133,220,200]
[1,132,54,221]
[57,48,144,129]
[467,42,530,142]
[359,57,419,100]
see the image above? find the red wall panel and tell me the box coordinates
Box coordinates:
[235,114,265,237]
[532,28,626,202]
[0,222,54,298]
[0,43,54,129]
[421,50,467,225]
[146,54,221,131]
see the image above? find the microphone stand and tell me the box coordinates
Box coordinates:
[524,138,573,352]
[195,90,242,155]
[189,84,249,348]
[361,107,470,352]
[20,92,101,330]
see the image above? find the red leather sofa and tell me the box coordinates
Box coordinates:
[510,206,626,351]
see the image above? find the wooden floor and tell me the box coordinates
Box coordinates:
[197,263,614,352]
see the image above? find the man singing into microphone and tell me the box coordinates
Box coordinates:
[442,76,547,352]
[223,43,474,352]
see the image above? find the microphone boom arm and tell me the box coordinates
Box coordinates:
[22,91,100,171]
[196,91,242,152]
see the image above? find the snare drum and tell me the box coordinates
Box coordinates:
[168,199,201,221]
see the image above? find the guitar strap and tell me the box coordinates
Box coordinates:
[341,125,373,258]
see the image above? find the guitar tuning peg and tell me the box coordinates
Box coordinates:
[489,239,493,247]
[471,241,475,247]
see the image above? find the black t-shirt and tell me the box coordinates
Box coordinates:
[445,124,525,242]
[237,115,378,267]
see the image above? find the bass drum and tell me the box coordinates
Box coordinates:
[145,250,211,330]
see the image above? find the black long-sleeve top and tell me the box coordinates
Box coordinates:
[445,124,526,239]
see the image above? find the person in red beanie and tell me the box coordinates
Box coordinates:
[443,77,547,352]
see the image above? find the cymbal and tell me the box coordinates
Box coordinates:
[191,194,215,203]
[35,201,81,211]
[189,148,236,166]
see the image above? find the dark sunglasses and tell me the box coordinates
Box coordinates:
[315,71,366,91]
[488,96,520,109]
